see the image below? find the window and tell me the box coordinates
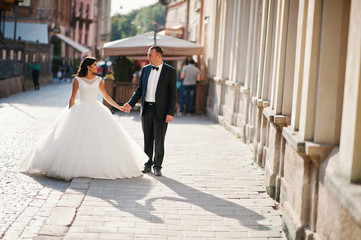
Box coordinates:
[19,0,31,7]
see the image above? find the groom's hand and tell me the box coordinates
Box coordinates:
[123,103,132,113]
[165,115,173,123]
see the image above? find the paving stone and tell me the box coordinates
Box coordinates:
[0,80,285,239]
[0,81,70,238]
[57,193,84,208]
[38,224,68,236]
[45,207,76,225]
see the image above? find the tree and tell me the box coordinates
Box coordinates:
[111,13,137,40]
[112,56,134,82]
[111,3,166,41]
[133,4,166,34]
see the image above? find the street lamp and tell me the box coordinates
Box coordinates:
[152,21,158,45]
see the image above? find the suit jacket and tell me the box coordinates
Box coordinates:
[128,63,177,120]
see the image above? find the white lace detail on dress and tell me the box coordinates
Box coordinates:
[78,76,99,85]
[76,76,100,102]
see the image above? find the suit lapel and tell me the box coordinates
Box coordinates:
[143,66,151,87]
[156,64,167,93]
[142,66,152,97]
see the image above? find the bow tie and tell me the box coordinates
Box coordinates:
[152,66,159,71]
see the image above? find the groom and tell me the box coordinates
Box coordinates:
[123,46,177,176]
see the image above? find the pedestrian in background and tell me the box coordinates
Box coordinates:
[28,61,40,90]
[179,59,200,115]
[102,61,108,78]
[60,57,67,81]
[176,62,186,114]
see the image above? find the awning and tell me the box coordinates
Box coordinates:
[4,22,48,44]
[54,34,90,54]
[102,31,203,57]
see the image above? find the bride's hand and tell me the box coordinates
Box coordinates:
[118,106,125,112]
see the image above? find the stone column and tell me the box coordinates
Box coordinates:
[339,0,361,183]
[237,0,251,84]
[244,0,258,143]
[256,0,270,100]
[247,0,263,145]
[236,0,251,141]
[228,0,241,83]
[271,0,290,115]
[298,0,322,141]
[313,0,349,144]
[290,0,309,132]
[244,0,257,90]
[282,0,299,116]
[215,0,227,79]
[261,0,276,102]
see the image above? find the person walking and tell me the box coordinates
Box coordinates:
[179,59,200,115]
[123,46,177,177]
[60,57,68,81]
[102,61,108,78]
[28,61,40,90]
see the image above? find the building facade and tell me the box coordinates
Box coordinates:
[200,0,361,239]
[0,0,111,96]
[2,0,111,62]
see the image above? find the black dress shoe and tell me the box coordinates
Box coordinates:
[153,168,162,176]
[142,167,151,173]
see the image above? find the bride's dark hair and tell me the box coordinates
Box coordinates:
[76,57,97,77]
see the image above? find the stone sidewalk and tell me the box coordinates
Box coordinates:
[1,80,285,239]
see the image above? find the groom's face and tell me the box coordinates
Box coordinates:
[147,49,160,66]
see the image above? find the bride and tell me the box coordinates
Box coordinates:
[20,57,147,181]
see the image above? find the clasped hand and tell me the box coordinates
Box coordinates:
[121,103,132,113]
[120,103,173,123]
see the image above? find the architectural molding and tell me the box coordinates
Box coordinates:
[282,126,334,164]
[263,107,291,126]
[240,86,250,94]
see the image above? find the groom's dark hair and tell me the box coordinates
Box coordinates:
[149,46,163,57]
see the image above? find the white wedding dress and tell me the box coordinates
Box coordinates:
[20,76,147,181]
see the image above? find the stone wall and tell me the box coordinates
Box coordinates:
[202,0,361,239]
[0,40,53,97]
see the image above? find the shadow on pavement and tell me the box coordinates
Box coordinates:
[20,172,70,192]
[145,176,271,230]
[86,177,164,223]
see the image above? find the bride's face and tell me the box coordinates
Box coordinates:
[87,62,98,74]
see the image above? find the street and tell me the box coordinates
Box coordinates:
[0,80,285,239]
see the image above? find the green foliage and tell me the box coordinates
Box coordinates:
[110,3,165,81]
[111,3,166,41]
[111,12,137,40]
[112,56,135,82]
[133,4,166,34]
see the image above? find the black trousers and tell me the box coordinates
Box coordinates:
[141,102,168,170]
[32,70,40,90]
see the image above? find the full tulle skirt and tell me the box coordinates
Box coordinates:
[20,100,147,181]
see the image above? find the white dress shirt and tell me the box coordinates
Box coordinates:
[145,63,163,102]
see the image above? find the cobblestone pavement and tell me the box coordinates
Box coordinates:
[0,80,72,239]
[1,80,285,239]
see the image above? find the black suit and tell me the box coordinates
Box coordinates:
[128,63,177,170]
